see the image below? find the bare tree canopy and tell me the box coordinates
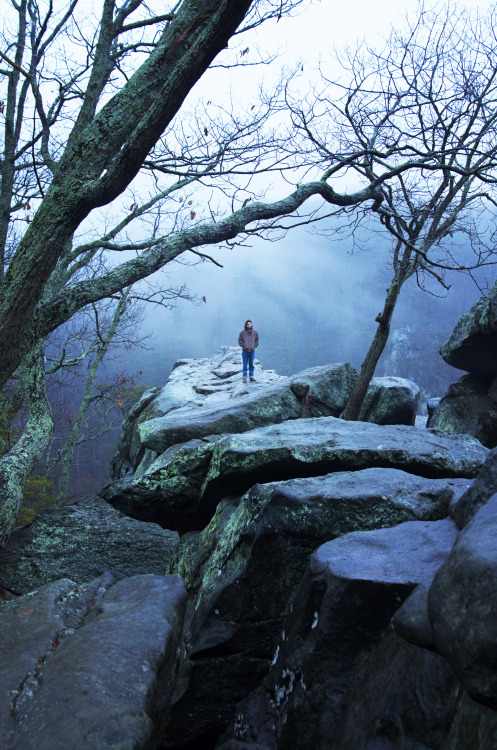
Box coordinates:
[2,0,497,543]
[0,0,319,542]
[282,3,497,418]
[0,0,383,394]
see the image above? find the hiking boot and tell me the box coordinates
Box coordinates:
[250,377,256,382]
[242,378,247,383]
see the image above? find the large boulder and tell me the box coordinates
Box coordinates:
[0,572,186,750]
[0,497,179,595]
[451,447,497,528]
[428,283,497,447]
[428,493,497,710]
[427,373,497,448]
[440,280,497,377]
[109,347,289,478]
[359,375,420,425]
[161,471,465,748]
[100,417,487,532]
[137,362,357,457]
[110,349,425,480]
[216,517,459,749]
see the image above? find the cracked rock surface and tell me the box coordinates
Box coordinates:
[0,572,186,750]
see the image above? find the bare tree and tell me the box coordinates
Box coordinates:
[3,0,497,544]
[0,0,388,545]
[284,3,497,420]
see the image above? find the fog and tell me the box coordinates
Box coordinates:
[41,0,497,498]
[132,222,491,396]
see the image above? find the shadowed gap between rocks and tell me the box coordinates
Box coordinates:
[163,457,478,534]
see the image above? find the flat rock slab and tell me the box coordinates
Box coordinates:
[139,381,301,455]
[311,516,458,582]
[138,363,357,456]
[219,517,458,750]
[0,497,179,595]
[161,472,464,747]
[102,417,487,532]
[0,572,187,750]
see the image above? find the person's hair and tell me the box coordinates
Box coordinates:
[244,319,252,328]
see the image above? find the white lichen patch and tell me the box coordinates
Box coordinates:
[271,645,280,666]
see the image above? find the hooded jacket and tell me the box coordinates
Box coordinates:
[238,327,259,351]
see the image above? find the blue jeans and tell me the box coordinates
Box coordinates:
[242,350,255,378]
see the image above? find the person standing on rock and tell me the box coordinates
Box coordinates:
[238,319,259,383]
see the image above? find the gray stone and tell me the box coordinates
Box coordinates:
[0,497,179,595]
[451,447,497,528]
[110,347,286,477]
[359,376,420,425]
[139,380,301,454]
[111,350,428,482]
[162,476,463,747]
[101,417,487,532]
[218,517,458,750]
[0,572,187,750]
[288,362,357,417]
[427,396,441,419]
[440,690,497,750]
[427,374,497,448]
[139,362,357,455]
[428,493,497,709]
[109,387,160,479]
[440,279,497,377]
[392,583,437,651]
[325,631,460,750]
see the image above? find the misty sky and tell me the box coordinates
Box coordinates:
[125,0,496,391]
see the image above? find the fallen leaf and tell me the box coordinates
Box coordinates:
[18,609,34,616]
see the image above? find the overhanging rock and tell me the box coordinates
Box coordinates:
[101,417,487,532]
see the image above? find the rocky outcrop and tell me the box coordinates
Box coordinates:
[6,344,497,748]
[0,572,186,750]
[216,518,459,749]
[428,373,497,448]
[134,358,359,466]
[160,471,468,747]
[109,348,423,479]
[0,497,179,595]
[428,282,497,447]
[440,280,497,377]
[358,375,420,425]
[101,417,486,532]
[109,348,289,478]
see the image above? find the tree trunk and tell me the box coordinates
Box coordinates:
[342,270,406,421]
[0,341,53,547]
[0,0,254,392]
